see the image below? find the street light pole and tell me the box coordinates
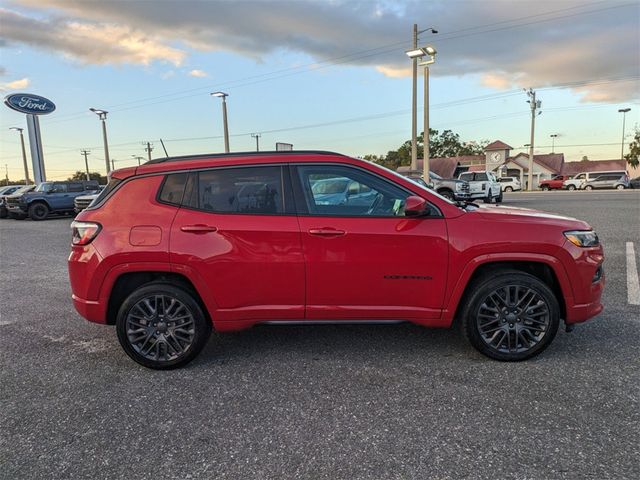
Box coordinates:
[618,108,631,160]
[550,134,558,153]
[251,133,261,152]
[9,127,31,184]
[211,92,230,153]
[89,108,111,174]
[132,155,144,166]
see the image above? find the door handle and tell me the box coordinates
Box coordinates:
[180,224,218,233]
[308,228,346,237]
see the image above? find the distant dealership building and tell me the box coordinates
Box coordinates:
[399,140,632,188]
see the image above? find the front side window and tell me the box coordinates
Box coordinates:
[297,165,409,217]
[53,183,68,193]
[197,166,284,214]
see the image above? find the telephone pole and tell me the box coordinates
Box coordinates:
[526,89,541,191]
[81,150,91,181]
[144,142,154,161]
[9,127,31,184]
[251,133,261,152]
[111,158,116,171]
[4,164,8,185]
[411,23,418,171]
[132,155,144,166]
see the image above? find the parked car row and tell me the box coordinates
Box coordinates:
[1,180,102,221]
[540,171,630,191]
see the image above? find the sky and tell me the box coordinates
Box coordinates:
[0,0,639,181]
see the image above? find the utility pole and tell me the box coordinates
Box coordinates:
[111,158,116,171]
[618,108,631,160]
[9,127,31,184]
[132,155,144,166]
[144,142,154,161]
[81,150,91,181]
[89,108,111,174]
[4,164,8,185]
[251,133,261,152]
[411,23,418,171]
[526,89,541,191]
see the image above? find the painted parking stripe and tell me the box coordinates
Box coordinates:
[627,242,640,306]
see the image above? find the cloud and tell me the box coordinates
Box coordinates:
[0,8,185,66]
[0,77,30,91]
[188,69,207,78]
[5,1,640,102]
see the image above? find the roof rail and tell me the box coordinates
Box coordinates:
[145,150,348,165]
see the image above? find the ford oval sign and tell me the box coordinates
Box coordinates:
[4,93,56,115]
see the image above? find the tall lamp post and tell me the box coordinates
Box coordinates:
[408,26,437,171]
[9,127,31,184]
[406,45,437,182]
[550,134,558,153]
[211,92,230,153]
[89,108,111,173]
[618,108,631,160]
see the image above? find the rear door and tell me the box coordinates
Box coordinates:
[293,163,448,321]
[169,165,305,323]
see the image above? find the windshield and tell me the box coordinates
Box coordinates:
[35,182,53,192]
[13,185,35,195]
[429,171,443,180]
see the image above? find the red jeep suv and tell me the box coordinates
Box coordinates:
[68,151,604,369]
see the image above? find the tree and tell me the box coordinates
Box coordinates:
[366,129,488,171]
[68,171,107,183]
[624,126,640,168]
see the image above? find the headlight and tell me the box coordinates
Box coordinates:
[564,230,599,247]
[455,183,462,191]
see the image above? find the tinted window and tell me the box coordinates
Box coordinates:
[159,173,188,205]
[53,183,68,193]
[68,183,84,192]
[459,173,473,181]
[475,173,488,181]
[197,166,283,214]
[91,178,121,207]
[298,165,409,217]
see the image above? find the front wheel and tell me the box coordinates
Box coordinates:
[584,185,593,191]
[116,283,212,369]
[616,184,625,190]
[568,185,576,191]
[438,189,454,201]
[541,185,549,191]
[495,192,503,203]
[28,202,49,221]
[461,271,560,361]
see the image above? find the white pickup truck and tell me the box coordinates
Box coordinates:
[458,171,502,203]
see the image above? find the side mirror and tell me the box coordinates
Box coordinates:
[405,195,428,217]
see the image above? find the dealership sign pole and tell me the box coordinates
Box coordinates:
[4,93,56,184]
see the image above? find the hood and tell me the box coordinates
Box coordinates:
[475,204,591,230]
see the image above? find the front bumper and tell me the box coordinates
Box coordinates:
[7,204,27,214]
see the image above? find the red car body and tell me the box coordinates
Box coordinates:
[68,152,604,364]
[540,175,571,190]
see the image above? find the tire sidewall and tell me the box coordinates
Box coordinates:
[462,272,560,361]
[116,282,211,369]
[29,202,49,221]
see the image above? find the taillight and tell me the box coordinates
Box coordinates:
[71,221,101,246]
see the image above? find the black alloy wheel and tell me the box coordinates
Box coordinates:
[28,202,49,221]
[116,283,211,369]
[461,271,560,361]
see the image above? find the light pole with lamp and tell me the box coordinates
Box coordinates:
[408,26,437,171]
[406,45,437,183]
[9,127,31,184]
[618,108,631,160]
[89,108,111,174]
[550,134,558,153]
[211,92,230,153]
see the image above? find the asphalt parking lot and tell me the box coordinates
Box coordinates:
[1,190,639,480]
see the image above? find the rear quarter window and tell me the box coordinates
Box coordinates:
[89,178,121,208]
[158,173,188,206]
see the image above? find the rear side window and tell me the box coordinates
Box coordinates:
[68,183,84,192]
[459,173,473,181]
[90,177,121,208]
[196,166,284,214]
[475,172,488,181]
[158,173,188,206]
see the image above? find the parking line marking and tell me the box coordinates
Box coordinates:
[627,242,640,306]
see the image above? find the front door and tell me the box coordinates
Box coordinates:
[170,165,305,324]
[293,164,449,321]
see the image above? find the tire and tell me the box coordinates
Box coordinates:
[28,202,49,221]
[495,192,503,203]
[541,185,549,191]
[616,184,625,190]
[584,185,593,191]
[438,189,454,201]
[116,282,212,369]
[461,270,560,361]
[483,192,492,204]
[505,186,513,192]
[568,185,576,191]
[0,207,7,219]
[10,213,26,220]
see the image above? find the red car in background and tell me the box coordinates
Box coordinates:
[68,151,604,369]
[540,175,571,190]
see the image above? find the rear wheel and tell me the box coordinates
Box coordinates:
[28,202,49,221]
[505,186,513,192]
[461,271,560,361]
[495,191,503,203]
[584,185,593,191]
[438,189,454,201]
[541,185,549,191]
[116,283,212,369]
[568,184,576,191]
[616,184,625,190]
